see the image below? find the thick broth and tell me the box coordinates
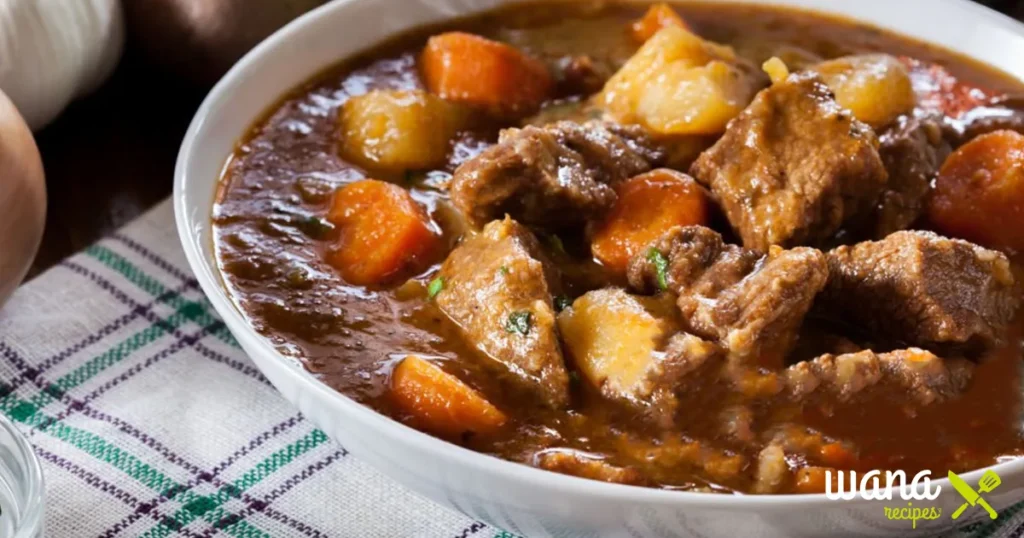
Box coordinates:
[213,1,1024,492]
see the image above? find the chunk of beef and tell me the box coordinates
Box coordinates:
[557,288,721,425]
[534,449,647,485]
[957,94,1024,143]
[789,320,864,365]
[617,435,748,487]
[868,113,953,237]
[690,72,888,251]
[628,225,828,369]
[720,405,755,443]
[784,348,974,405]
[450,121,665,229]
[821,231,1019,352]
[435,217,569,408]
[554,55,612,96]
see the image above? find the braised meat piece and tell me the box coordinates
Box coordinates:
[821,231,1019,352]
[690,72,888,251]
[784,348,974,405]
[435,217,569,408]
[450,120,665,229]
[557,288,721,425]
[958,94,1024,143]
[868,113,953,237]
[627,225,828,368]
[534,449,647,485]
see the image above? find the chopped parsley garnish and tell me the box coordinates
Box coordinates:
[300,215,333,239]
[646,247,669,291]
[499,265,510,275]
[547,234,566,256]
[554,295,572,312]
[427,276,445,299]
[504,311,532,336]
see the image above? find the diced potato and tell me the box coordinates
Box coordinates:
[636,60,754,135]
[813,54,915,128]
[597,26,759,135]
[557,289,677,403]
[761,57,789,85]
[630,3,691,42]
[339,89,471,171]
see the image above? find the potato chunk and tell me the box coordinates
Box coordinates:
[813,54,915,128]
[339,89,471,171]
[597,26,760,135]
[558,289,679,408]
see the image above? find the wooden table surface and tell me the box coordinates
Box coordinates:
[24,1,1024,279]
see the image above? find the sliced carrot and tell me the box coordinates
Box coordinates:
[928,130,1024,251]
[819,442,856,469]
[630,3,691,43]
[591,169,709,276]
[390,355,508,438]
[794,466,835,494]
[327,179,440,285]
[421,32,553,118]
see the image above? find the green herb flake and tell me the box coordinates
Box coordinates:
[427,276,445,299]
[301,215,334,239]
[568,370,581,383]
[504,311,532,336]
[547,234,566,256]
[554,295,572,312]
[646,247,670,291]
[285,267,313,289]
[499,265,510,275]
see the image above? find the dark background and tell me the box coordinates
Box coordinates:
[26,0,1024,278]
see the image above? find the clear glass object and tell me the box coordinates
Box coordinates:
[0,413,43,537]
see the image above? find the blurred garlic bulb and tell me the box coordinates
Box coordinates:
[0,0,124,131]
[0,87,45,309]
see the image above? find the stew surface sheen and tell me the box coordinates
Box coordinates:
[213,1,1024,494]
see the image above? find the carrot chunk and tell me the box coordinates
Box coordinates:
[630,3,691,42]
[819,443,856,468]
[327,179,440,285]
[591,169,710,275]
[421,32,553,118]
[928,130,1024,251]
[794,467,836,494]
[390,355,508,438]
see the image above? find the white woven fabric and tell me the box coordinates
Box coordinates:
[0,199,491,537]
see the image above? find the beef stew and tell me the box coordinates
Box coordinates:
[213,1,1024,494]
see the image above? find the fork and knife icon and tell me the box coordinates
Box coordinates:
[949,470,1001,520]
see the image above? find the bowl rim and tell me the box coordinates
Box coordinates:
[174,0,1024,508]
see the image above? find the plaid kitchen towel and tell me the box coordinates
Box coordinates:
[0,197,1022,538]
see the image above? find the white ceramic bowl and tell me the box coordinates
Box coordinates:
[174,1,1024,536]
